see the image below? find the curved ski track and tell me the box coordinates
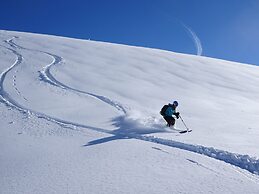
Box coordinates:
[7,37,126,114]
[1,37,259,177]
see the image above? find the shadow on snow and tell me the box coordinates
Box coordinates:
[84,116,259,176]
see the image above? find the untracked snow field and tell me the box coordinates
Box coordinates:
[1,30,259,194]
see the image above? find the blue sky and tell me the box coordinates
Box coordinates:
[1,0,259,65]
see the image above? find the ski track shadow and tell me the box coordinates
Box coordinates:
[186,159,222,175]
[152,147,170,154]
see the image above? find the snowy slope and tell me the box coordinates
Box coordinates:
[1,30,259,194]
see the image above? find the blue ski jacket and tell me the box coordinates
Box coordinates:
[165,105,176,117]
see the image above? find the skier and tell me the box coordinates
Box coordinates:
[160,101,180,127]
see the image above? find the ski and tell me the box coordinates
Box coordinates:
[179,129,192,134]
[166,126,192,134]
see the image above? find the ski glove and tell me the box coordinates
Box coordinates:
[174,112,180,119]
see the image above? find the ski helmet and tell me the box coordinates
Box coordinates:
[173,100,178,107]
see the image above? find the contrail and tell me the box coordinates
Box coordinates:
[181,23,203,56]
[156,9,203,56]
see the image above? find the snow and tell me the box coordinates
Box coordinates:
[1,30,259,193]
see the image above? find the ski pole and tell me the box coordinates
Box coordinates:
[179,115,190,131]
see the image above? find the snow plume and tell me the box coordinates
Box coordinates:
[181,23,203,56]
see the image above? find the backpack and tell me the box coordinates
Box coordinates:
[160,104,169,116]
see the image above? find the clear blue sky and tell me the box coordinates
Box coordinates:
[1,0,259,65]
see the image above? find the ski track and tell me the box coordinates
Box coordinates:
[0,44,27,111]
[7,37,126,114]
[1,37,259,177]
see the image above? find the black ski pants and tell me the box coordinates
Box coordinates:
[163,116,175,127]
